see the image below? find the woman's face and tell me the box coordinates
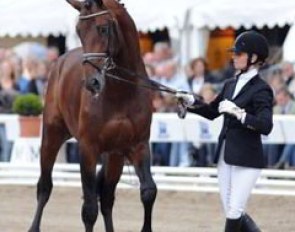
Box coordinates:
[232,52,248,70]
[192,61,205,76]
[0,61,13,77]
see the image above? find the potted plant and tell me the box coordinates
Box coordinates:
[12,94,43,137]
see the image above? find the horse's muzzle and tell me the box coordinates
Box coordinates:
[85,73,106,95]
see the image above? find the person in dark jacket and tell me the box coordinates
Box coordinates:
[176,31,273,232]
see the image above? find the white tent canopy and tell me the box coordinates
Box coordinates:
[1,0,295,61]
[0,0,198,36]
[188,0,295,30]
[123,0,199,31]
[184,0,295,63]
[2,0,295,36]
[0,0,76,37]
[0,0,199,50]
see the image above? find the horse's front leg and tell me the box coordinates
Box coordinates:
[96,152,124,232]
[79,143,99,232]
[28,121,69,232]
[129,142,157,232]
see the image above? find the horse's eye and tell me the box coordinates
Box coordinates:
[97,0,103,7]
[84,1,92,9]
[96,25,109,36]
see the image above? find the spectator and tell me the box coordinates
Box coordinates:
[199,83,217,104]
[156,61,191,167]
[46,46,59,63]
[281,61,295,96]
[0,59,19,110]
[189,84,218,167]
[143,52,157,66]
[153,41,174,64]
[28,60,49,98]
[273,88,295,169]
[220,60,235,81]
[267,71,285,95]
[281,61,294,86]
[145,63,158,82]
[17,57,38,94]
[0,58,20,161]
[157,60,190,92]
[188,57,217,94]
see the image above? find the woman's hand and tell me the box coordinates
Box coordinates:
[218,99,245,121]
[175,92,195,107]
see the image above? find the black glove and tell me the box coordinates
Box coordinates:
[177,98,187,119]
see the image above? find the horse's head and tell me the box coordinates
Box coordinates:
[67,0,146,96]
[67,0,121,94]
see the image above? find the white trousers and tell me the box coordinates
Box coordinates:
[217,143,261,219]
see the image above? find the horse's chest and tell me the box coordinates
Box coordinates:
[81,96,152,150]
[102,117,134,137]
[94,117,146,151]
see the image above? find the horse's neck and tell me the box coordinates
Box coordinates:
[119,47,146,72]
[104,83,138,101]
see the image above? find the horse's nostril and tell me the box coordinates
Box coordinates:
[90,78,100,89]
[85,76,102,95]
[90,78,101,92]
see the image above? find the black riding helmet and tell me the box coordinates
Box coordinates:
[229,31,269,68]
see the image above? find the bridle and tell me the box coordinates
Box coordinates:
[78,10,197,98]
[79,10,115,73]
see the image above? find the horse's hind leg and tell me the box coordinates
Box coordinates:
[96,153,124,232]
[129,142,157,232]
[28,120,69,232]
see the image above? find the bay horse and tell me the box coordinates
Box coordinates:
[28,0,157,231]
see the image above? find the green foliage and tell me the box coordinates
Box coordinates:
[12,94,43,116]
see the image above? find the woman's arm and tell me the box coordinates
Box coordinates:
[242,87,273,135]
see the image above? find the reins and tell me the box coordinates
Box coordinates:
[79,9,199,98]
[84,58,194,96]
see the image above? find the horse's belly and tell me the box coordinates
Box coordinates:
[99,118,137,151]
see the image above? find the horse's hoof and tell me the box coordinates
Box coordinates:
[28,228,40,232]
[141,228,152,232]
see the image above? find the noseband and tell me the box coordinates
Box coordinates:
[79,10,110,20]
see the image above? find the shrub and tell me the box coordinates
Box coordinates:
[12,94,43,116]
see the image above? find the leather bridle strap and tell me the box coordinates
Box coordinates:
[82,53,108,63]
[79,10,110,20]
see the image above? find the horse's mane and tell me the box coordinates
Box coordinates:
[103,0,144,70]
[103,0,136,32]
[86,0,125,9]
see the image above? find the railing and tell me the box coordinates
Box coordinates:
[1,163,295,196]
[2,113,295,143]
[2,113,295,196]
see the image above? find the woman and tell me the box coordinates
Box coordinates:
[188,57,217,94]
[0,58,20,162]
[176,31,273,232]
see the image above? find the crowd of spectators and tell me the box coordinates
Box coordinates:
[0,46,59,161]
[1,41,295,169]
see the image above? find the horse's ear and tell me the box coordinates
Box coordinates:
[66,0,82,11]
[96,0,103,7]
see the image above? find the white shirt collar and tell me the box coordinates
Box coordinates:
[238,68,258,81]
[232,68,258,99]
[192,77,204,83]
